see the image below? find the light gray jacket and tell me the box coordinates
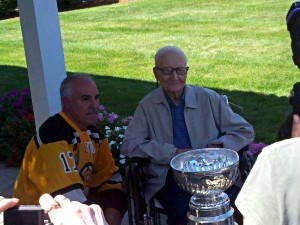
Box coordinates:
[121,85,254,201]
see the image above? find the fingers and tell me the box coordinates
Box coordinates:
[39,194,106,225]
[89,204,109,225]
[54,195,71,208]
[40,194,71,210]
[39,194,63,225]
[292,114,300,138]
[39,193,57,212]
[0,197,19,212]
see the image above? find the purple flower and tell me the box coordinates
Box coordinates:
[22,88,29,95]
[108,112,118,123]
[6,89,18,98]
[13,96,24,107]
[98,113,104,121]
[99,105,105,111]
[122,116,133,125]
[246,143,267,157]
[19,109,26,116]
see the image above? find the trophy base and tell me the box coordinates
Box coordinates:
[187,192,235,225]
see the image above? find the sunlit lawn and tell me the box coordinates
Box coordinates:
[0,0,297,143]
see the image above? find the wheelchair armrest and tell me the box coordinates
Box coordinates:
[131,157,150,167]
[238,145,256,182]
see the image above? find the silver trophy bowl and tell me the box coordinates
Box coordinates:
[170,148,239,225]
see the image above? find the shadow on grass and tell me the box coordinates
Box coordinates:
[0,0,130,20]
[0,65,292,144]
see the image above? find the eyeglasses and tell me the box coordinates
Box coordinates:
[154,67,189,76]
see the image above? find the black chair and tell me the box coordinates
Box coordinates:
[125,157,166,225]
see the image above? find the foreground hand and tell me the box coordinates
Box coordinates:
[39,194,108,225]
[0,196,19,212]
[292,114,300,138]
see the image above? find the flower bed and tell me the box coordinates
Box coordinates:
[0,88,35,166]
[96,105,133,171]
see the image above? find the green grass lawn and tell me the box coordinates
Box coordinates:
[0,0,298,144]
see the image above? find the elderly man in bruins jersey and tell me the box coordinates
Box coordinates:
[13,74,127,225]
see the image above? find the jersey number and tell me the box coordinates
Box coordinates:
[60,151,78,173]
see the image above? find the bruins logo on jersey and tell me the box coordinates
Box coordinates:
[80,162,93,196]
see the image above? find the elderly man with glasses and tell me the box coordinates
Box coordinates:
[121,46,254,225]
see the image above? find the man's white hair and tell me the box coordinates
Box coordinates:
[154,46,187,65]
[60,73,95,100]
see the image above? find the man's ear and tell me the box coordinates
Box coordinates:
[153,68,159,81]
[62,97,70,110]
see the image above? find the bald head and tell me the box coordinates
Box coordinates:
[154,46,187,66]
[153,46,188,104]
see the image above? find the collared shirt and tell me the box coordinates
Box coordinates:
[166,88,192,149]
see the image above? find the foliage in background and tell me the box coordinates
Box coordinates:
[57,0,79,9]
[0,88,35,166]
[0,0,17,17]
[0,0,297,144]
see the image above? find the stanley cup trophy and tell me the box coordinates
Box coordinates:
[170,148,239,225]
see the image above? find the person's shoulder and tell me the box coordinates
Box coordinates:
[186,85,219,99]
[39,114,74,144]
[187,84,216,93]
[259,137,300,161]
[139,87,162,103]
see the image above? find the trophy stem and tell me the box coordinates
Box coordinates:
[187,192,235,225]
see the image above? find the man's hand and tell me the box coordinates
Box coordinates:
[39,194,108,225]
[292,114,300,138]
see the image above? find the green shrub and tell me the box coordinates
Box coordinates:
[57,0,78,9]
[0,88,35,166]
[0,0,17,17]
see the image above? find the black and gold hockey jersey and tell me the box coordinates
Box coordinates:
[14,112,122,204]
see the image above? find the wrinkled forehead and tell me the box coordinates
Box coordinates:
[71,79,99,95]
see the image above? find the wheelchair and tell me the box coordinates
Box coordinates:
[125,157,167,225]
[124,145,255,225]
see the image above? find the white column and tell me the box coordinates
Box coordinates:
[17,0,67,131]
